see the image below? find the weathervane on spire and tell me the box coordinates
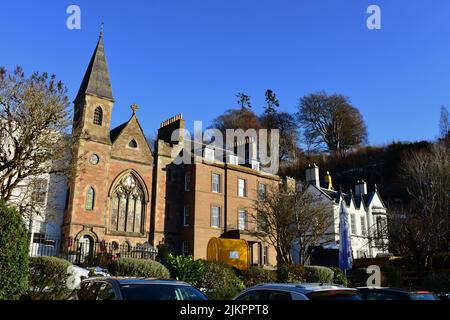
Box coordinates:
[131,103,139,115]
[100,18,104,37]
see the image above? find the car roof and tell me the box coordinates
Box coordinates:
[248,283,356,294]
[357,287,434,294]
[82,277,190,286]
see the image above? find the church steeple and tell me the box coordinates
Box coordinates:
[74,31,114,104]
[73,30,115,144]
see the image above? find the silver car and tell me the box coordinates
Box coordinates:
[234,283,361,301]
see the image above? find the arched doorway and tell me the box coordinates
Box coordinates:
[78,235,94,265]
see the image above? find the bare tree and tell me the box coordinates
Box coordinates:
[0,66,71,212]
[291,182,333,265]
[250,182,296,265]
[388,142,450,272]
[210,108,261,133]
[298,92,367,157]
[250,180,332,266]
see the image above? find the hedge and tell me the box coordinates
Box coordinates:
[303,265,334,283]
[108,258,170,279]
[26,256,73,300]
[277,264,306,283]
[330,267,348,287]
[241,267,276,287]
[201,262,245,300]
[277,264,335,284]
[0,200,29,300]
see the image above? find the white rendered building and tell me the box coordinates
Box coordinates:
[292,164,389,263]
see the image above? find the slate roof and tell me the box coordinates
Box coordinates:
[109,114,154,154]
[312,184,382,209]
[74,33,114,103]
[109,122,128,143]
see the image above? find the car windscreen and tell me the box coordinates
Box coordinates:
[409,293,438,300]
[119,284,208,300]
[307,290,362,301]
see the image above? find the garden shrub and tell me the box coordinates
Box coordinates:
[108,258,170,279]
[166,254,206,287]
[303,266,334,283]
[201,262,245,300]
[330,267,348,286]
[241,267,276,287]
[277,264,335,284]
[0,200,29,300]
[424,271,450,293]
[277,264,305,283]
[26,256,72,300]
[156,244,173,265]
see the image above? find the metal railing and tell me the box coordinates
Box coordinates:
[29,234,157,267]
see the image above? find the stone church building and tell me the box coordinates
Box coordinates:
[61,33,280,266]
[63,32,154,249]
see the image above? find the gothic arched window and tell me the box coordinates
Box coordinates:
[110,174,145,234]
[86,187,95,211]
[93,106,103,126]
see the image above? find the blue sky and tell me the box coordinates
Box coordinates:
[1,1,449,145]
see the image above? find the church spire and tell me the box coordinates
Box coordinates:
[74,28,114,103]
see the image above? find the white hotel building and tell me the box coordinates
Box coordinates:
[293,164,390,263]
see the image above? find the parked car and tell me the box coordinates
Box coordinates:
[234,283,361,301]
[72,277,208,300]
[357,287,439,300]
[436,292,450,300]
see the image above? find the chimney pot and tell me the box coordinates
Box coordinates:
[355,180,368,196]
[306,164,320,188]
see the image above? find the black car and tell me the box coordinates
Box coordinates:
[73,277,208,300]
[357,287,439,300]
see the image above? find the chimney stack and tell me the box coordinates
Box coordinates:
[355,180,368,196]
[306,164,320,188]
[157,114,185,144]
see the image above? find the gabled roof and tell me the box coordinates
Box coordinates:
[308,184,362,209]
[364,189,387,209]
[109,113,153,153]
[307,184,337,203]
[74,33,114,103]
[354,194,370,210]
[110,122,128,143]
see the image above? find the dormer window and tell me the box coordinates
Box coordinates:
[129,139,138,148]
[251,160,260,171]
[204,147,215,162]
[93,106,103,126]
[227,154,239,165]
